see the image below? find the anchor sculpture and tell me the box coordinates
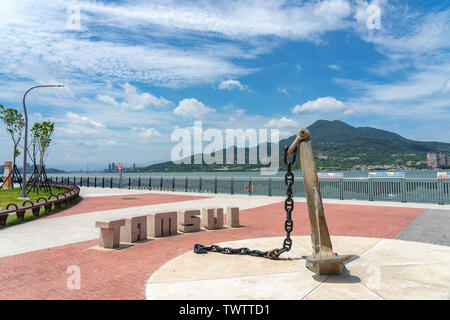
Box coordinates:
[288,128,352,274]
[194,127,352,275]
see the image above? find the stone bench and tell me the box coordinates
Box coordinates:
[201,208,224,230]
[178,209,200,233]
[93,207,241,248]
[226,206,240,228]
[95,219,126,249]
[120,216,147,243]
[147,211,177,238]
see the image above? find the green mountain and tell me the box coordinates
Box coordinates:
[139,120,450,172]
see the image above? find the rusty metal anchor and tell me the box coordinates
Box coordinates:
[288,128,352,275]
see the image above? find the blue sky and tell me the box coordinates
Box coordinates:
[0,0,449,171]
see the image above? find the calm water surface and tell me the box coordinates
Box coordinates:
[48,170,443,179]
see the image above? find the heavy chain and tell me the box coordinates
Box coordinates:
[193,146,297,260]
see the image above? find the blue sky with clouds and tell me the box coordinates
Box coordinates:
[0,0,449,171]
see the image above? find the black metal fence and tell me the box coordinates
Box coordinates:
[49,176,450,205]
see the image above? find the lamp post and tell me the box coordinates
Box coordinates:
[20,85,64,199]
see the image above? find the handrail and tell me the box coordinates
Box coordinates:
[48,175,450,205]
[0,183,80,226]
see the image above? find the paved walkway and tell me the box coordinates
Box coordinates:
[0,187,448,299]
[396,209,450,246]
[0,188,280,258]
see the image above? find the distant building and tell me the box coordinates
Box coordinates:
[438,152,448,166]
[427,152,439,168]
[108,163,111,171]
[427,152,449,168]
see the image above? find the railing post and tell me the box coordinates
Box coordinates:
[214,177,218,194]
[160,177,163,191]
[94,177,97,188]
[149,177,152,189]
[369,178,374,201]
[339,178,344,200]
[438,179,444,205]
[73,176,76,185]
[79,177,82,186]
[268,178,272,196]
[401,179,406,203]
[172,177,175,191]
[87,177,89,188]
[110,178,113,188]
[138,177,141,188]
[231,178,234,195]
[102,177,105,188]
[248,178,252,196]
[199,177,202,193]
[185,177,188,192]
[128,177,131,189]
[56,177,58,183]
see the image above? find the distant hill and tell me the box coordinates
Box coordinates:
[139,120,450,172]
[0,165,66,174]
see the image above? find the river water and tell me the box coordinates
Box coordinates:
[47,170,444,179]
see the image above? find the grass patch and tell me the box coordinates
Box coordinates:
[0,187,81,228]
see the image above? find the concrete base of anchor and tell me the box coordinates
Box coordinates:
[145,236,450,300]
[305,254,354,275]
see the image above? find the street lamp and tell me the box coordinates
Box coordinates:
[20,84,65,199]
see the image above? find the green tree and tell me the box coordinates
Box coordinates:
[0,105,25,188]
[30,121,55,186]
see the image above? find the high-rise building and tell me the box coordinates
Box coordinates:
[427,152,439,169]
[108,163,111,171]
[438,152,448,166]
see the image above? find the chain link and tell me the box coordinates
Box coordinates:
[193,146,297,260]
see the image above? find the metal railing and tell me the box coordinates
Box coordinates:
[48,176,450,205]
[0,183,80,226]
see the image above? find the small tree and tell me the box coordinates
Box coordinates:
[31,121,55,186]
[0,105,25,188]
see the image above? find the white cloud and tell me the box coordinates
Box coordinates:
[265,117,297,128]
[97,95,118,106]
[77,139,122,148]
[0,2,250,88]
[173,98,215,119]
[218,79,248,91]
[80,0,353,40]
[366,67,450,102]
[60,112,108,136]
[0,0,359,91]
[361,8,450,56]
[441,80,450,94]
[134,127,162,138]
[328,64,342,71]
[279,131,294,139]
[97,83,172,111]
[292,97,351,114]
[277,88,290,97]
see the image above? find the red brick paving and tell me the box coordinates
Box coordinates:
[0,201,424,300]
[43,193,207,219]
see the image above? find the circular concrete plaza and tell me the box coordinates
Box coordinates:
[146,236,450,300]
[0,187,449,300]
